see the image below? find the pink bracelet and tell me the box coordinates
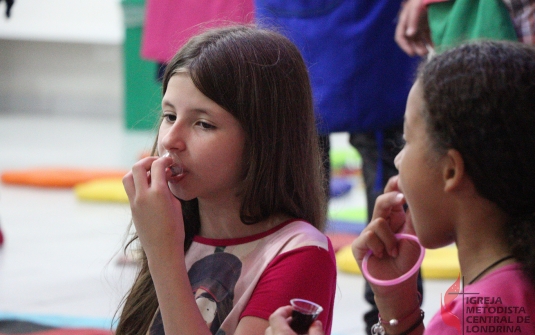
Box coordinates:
[361,233,425,286]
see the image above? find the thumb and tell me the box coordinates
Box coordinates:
[308,320,325,335]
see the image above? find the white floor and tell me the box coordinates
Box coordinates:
[0,113,452,334]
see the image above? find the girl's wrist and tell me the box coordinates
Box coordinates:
[373,287,422,334]
[372,307,424,335]
[372,309,425,335]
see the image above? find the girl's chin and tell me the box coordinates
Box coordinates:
[167,187,194,202]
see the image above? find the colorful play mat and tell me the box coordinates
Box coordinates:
[336,244,460,279]
[1,147,460,279]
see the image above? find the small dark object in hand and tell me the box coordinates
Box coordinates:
[290,310,316,334]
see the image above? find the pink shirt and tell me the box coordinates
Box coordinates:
[147,220,337,335]
[141,0,254,63]
[426,263,535,334]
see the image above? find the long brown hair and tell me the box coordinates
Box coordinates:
[115,25,327,334]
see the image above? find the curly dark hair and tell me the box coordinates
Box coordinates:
[418,40,535,285]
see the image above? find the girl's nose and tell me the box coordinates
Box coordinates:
[160,123,187,152]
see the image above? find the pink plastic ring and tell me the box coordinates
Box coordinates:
[362,233,425,286]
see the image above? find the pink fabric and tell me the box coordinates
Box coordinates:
[141,0,254,63]
[151,220,337,335]
[426,263,535,334]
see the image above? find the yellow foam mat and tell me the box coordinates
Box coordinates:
[336,244,460,279]
[74,178,129,203]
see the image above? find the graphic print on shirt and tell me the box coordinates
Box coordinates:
[149,250,242,335]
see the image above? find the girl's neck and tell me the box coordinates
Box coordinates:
[454,198,512,284]
[197,198,289,239]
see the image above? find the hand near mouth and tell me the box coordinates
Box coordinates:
[162,152,184,178]
[122,155,185,253]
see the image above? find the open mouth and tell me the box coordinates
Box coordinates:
[167,164,183,177]
[162,151,184,178]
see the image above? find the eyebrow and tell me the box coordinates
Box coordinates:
[162,100,211,115]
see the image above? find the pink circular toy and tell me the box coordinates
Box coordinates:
[362,233,425,286]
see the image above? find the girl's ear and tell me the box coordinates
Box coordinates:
[443,149,465,192]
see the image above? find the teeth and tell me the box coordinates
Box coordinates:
[169,165,183,176]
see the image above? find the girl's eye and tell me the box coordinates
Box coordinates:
[197,121,215,130]
[163,113,176,122]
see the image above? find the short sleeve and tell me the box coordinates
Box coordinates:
[240,241,337,334]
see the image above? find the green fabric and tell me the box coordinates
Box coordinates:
[428,0,518,52]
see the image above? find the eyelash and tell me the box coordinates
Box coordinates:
[162,113,176,122]
[196,121,215,130]
[162,113,216,130]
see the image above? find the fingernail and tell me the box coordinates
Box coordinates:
[395,193,404,202]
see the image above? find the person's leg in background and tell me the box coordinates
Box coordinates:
[350,125,424,334]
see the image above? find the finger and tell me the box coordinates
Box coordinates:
[308,320,324,335]
[371,218,401,257]
[371,192,405,222]
[351,219,393,262]
[404,0,425,37]
[395,3,416,56]
[130,157,159,192]
[122,170,136,202]
[413,40,430,57]
[132,156,158,187]
[149,155,174,188]
[384,175,400,193]
[359,218,399,257]
[268,306,295,334]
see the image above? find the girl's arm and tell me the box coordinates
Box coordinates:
[123,156,211,335]
[237,242,337,335]
[351,177,424,335]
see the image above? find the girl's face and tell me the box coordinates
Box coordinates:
[158,74,246,202]
[394,81,453,248]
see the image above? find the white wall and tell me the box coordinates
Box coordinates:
[0,0,126,116]
[0,0,123,44]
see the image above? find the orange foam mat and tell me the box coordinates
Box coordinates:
[1,168,128,188]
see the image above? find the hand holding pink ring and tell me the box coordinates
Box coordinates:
[361,233,425,286]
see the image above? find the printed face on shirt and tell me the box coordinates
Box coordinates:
[195,290,217,325]
[158,74,246,202]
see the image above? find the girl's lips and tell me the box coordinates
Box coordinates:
[167,170,185,183]
[165,165,185,182]
[168,164,183,177]
[162,151,184,178]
